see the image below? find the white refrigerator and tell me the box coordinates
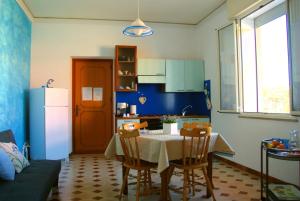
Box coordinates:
[30,88,69,160]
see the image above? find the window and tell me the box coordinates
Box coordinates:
[218,24,239,112]
[289,0,300,114]
[240,1,290,114]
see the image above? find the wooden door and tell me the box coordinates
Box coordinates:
[72,59,113,153]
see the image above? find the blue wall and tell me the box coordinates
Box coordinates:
[0,0,31,148]
[116,84,210,116]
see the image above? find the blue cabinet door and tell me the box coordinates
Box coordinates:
[165,60,185,92]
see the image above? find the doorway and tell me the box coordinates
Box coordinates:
[72,58,113,153]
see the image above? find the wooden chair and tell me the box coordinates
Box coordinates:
[169,127,216,201]
[182,122,214,192]
[122,121,152,184]
[119,129,156,201]
[183,122,211,129]
[122,121,148,130]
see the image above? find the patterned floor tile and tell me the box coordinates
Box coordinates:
[49,154,261,201]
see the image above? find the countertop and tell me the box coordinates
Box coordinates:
[116,115,209,120]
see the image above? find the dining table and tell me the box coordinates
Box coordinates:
[104,129,235,201]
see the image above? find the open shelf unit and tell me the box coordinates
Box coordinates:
[115,45,137,92]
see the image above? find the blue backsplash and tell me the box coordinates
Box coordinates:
[116,84,210,116]
[0,0,31,148]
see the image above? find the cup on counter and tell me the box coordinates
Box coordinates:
[130,105,137,115]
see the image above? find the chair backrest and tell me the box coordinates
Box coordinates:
[123,121,148,130]
[183,122,211,129]
[119,129,141,166]
[180,127,211,167]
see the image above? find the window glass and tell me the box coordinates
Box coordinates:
[240,1,290,114]
[219,24,238,111]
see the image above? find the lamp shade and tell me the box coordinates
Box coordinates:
[123,18,153,37]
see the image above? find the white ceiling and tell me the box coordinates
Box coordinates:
[22,0,226,25]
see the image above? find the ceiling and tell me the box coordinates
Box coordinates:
[22,0,226,25]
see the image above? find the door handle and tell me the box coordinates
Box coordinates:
[75,105,80,116]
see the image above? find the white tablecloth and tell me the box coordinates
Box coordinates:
[104,130,235,173]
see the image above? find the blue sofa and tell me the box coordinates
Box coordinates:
[0,130,61,201]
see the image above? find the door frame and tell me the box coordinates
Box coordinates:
[71,58,114,153]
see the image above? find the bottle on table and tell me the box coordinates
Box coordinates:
[289,129,299,149]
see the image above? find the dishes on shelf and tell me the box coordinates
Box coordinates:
[115,45,137,92]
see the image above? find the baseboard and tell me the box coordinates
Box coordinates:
[214,155,287,184]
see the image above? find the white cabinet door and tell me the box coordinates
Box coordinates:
[45,107,68,160]
[138,59,166,75]
[165,60,185,92]
[184,60,204,92]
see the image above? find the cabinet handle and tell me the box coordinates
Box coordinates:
[155,73,164,76]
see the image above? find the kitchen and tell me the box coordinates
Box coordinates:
[115,46,210,132]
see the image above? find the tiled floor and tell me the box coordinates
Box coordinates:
[50,154,261,201]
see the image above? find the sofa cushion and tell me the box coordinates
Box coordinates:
[0,160,61,201]
[0,130,16,144]
[0,142,30,173]
[0,148,15,181]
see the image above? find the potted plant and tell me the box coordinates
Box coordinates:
[161,116,178,134]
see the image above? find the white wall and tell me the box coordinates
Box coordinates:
[30,19,198,153]
[195,4,300,185]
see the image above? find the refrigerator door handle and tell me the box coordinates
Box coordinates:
[75,105,80,116]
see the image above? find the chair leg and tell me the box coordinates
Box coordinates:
[183,170,188,201]
[191,170,195,196]
[187,171,191,194]
[143,170,147,195]
[202,167,216,201]
[148,169,152,191]
[120,167,130,200]
[136,170,141,201]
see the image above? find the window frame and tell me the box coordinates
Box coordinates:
[217,22,240,113]
[238,0,293,116]
[288,0,300,116]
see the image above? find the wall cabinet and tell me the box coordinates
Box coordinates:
[184,60,204,91]
[138,59,165,75]
[166,60,185,92]
[115,45,137,91]
[138,58,166,83]
[165,59,204,92]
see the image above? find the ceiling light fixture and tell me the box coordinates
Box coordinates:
[123,0,153,37]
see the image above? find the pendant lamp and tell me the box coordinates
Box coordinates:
[123,0,153,37]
